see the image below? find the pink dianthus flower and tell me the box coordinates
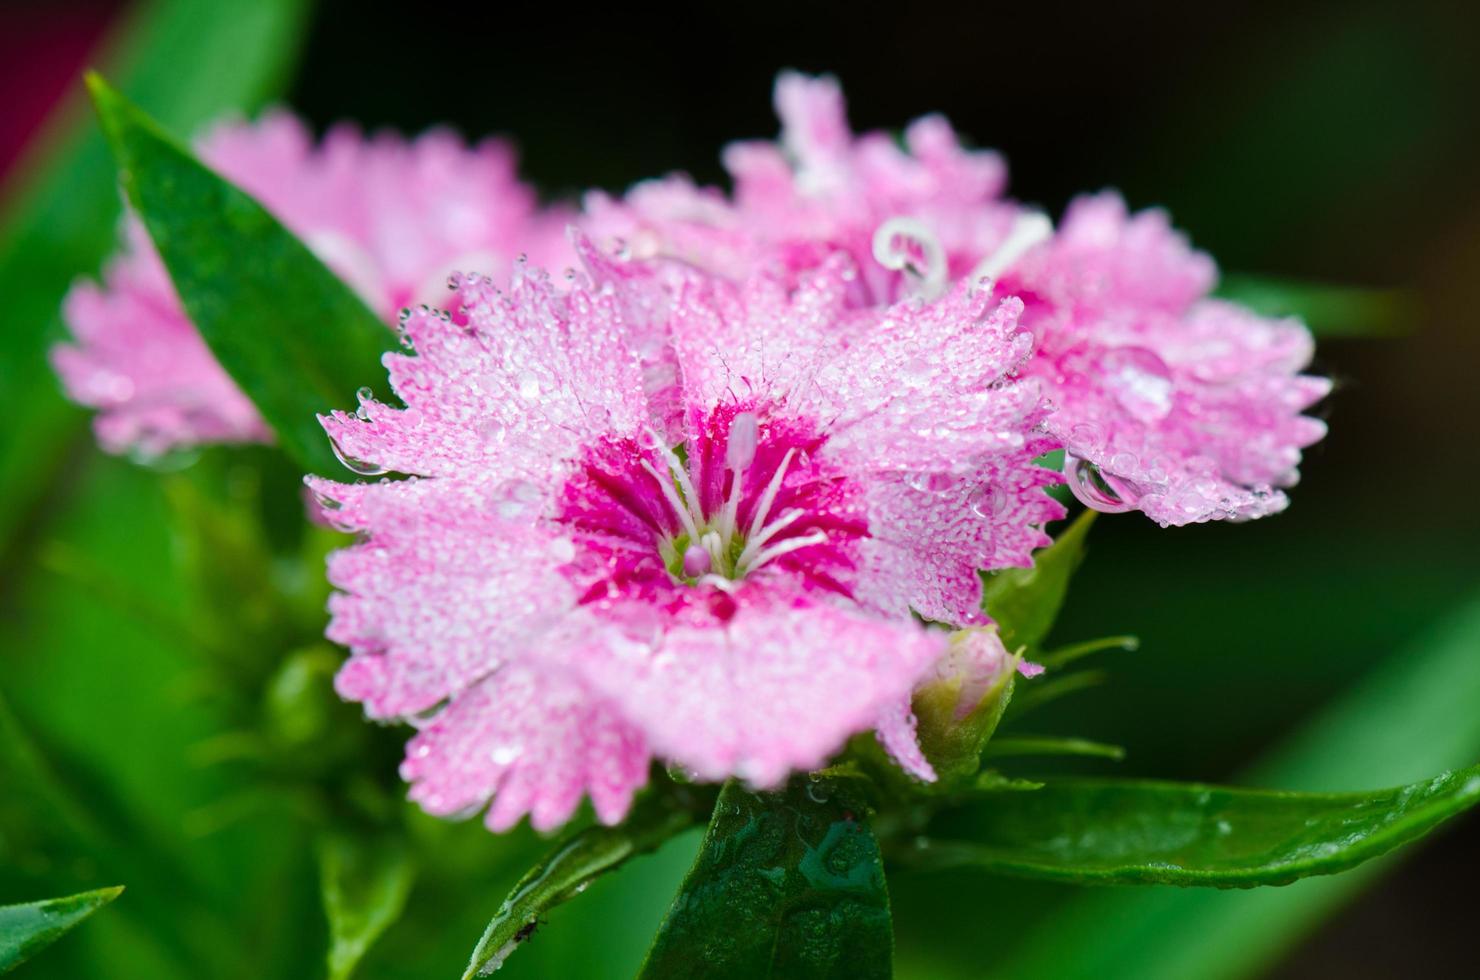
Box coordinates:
[308,247,1062,831]
[586,73,1329,525]
[52,111,571,458]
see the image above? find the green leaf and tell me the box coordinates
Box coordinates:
[319,833,416,980]
[638,778,893,980]
[983,736,1125,761]
[0,0,309,558]
[0,886,123,973]
[995,590,1480,980]
[462,793,702,979]
[85,74,397,476]
[982,510,1095,653]
[900,762,1480,887]
[1216,272,1407,338]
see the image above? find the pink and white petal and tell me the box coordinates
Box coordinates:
[573,598,945,788]
[400,661,650,833]
[875,698,936,782]
[773,71,853,190]
[53,244,269,455]
[315,477,578,717]
[320,269,649,484]
[1011,191,1217,316]
[667,258,851,411]
[856,457,1064,626]
[819,288,1044,474]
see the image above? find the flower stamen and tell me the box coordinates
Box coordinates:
[743,529,830,575]
[640,458,701,541]
[872,217,948,298]
[969,211,1053,283]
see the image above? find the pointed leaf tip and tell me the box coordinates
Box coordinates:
[0,885,124,972]
[88,84,398,474]
[902,762,1480,887]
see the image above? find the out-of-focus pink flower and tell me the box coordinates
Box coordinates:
[308,247,1062,831]
[585,73,1329,526]
[52,111,572,458]
[583,71,1020,305]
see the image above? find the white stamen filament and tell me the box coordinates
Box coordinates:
[640,459,700,542]
[651,424,830,584]
[743,530,830,575]
[649,434,705,529]
[969,211,1053,283]
[700,529,725,570]
[745,448,797,545]
[872,217,948,298]
[734,507,805,571]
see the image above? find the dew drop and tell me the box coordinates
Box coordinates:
[1064,451,1138,513]
[490,744,521,766]
[968,485,1008,517]
[1101,346,1174,422]
[329,435,387,476]
[478,418,507,447]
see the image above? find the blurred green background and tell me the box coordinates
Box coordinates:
[1,0,1478,977]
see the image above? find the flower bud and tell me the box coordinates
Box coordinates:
[911,627,1038,785]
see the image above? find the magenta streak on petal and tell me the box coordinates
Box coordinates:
[554,401,867,616]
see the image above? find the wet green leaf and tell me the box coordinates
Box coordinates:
[0,0,309,557]
[462,792,703,979]
[982,510,1094,654]
[319,832,415,980]
[639,778,893,980]
[901,762,1480,887]
[0,886,123,973]
[1216,272,1407,338]
[996,591,1480,980]
[85,74,396,476]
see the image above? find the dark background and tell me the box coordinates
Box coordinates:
[3,0,1479,976]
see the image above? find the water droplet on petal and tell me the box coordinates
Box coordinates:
[329,435,387,476]
[968,485,1008,517]
[549,536,576,563]
[1101,346,1174,422]
[1064,451,1138,513]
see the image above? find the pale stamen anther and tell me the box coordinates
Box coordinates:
[681,542,711,577]
[872,216,948,298]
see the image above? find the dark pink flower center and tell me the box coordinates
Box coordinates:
[554,403,867,613]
